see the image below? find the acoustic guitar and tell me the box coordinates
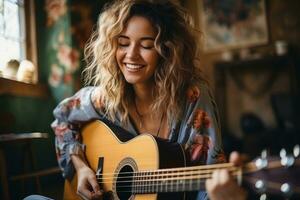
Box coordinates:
[64,120,300,200]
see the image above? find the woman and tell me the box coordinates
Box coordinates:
[51,0,246,199]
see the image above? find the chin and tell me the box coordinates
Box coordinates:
[124,77,140,84]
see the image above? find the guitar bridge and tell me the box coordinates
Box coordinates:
[97,157,104,187]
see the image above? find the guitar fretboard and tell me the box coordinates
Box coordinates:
[98,162,250,194]
[132,163,241,193]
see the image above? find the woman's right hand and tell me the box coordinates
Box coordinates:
[71,154,102,200]
[76,165,103,200]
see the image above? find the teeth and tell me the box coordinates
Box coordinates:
[126,63,143,69]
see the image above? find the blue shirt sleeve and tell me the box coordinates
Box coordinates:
[51,87,101,179]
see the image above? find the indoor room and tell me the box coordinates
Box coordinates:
[0,0,299,199]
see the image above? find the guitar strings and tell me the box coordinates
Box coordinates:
[95,162,249,180]
[94,158,284,182]
[93,159,291,194]
[96,166,238,182]
[88,156,287,194]
[96,170,241,185]
[93,171,242,194]
[94,177,293,195]
[95,166,241,185]
[95,162,239,178]
[98,181,207,194]
[106,179,209,193]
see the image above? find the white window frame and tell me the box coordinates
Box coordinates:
[0,0,37,82]
[0,0,48,98]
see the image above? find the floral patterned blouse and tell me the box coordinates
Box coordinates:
[51,82,226,199]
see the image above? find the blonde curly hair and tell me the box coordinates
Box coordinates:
[84,0,205,124]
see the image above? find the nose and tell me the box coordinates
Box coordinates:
[126,43,140,59]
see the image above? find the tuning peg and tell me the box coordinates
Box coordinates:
[255,180,266,192]
[281,183,292,197]
[261,149,267,159]
[259,193,267,200]
[294,144,300,157]
[280,148,287,158]
[256,149,268,169]
[255,158,268,169]
[280,148,295,167]
[281,155,295,167]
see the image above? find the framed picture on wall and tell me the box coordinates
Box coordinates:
[199,0,268,52]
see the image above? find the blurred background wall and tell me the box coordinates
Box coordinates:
[0,0,299,199]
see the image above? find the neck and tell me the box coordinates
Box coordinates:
[133,82,155,105]
[131,163,245,194]
[96,162,249,194]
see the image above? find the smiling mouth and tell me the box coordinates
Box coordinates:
[125,63,145,72]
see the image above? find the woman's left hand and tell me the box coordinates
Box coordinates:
[205,151,247,200]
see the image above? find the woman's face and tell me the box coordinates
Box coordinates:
[116,16,160,86]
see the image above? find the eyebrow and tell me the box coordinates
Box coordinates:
[118,35,155,41]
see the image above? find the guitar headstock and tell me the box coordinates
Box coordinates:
[243,145,300,199]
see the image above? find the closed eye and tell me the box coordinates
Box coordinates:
[118,42,129,47]
[141,44,154,49]
[118,36,130,47]
[141,40,154,49]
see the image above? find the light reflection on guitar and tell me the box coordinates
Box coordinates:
[64,120,300,200]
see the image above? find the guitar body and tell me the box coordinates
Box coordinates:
[64,120,187,200]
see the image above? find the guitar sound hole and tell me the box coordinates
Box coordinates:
[116,165,134,200]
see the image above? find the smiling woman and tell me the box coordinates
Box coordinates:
[48,1,245,200]
[116,16,159,86]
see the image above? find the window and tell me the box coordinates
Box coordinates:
[0,0,37,83]
[0,0,46,98]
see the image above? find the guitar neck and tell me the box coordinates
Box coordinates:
[128,163,248,194]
